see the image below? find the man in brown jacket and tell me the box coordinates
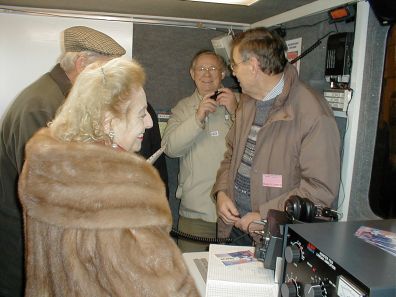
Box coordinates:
[212,27,341,245]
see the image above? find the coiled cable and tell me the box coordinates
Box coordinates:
[170,228,232,244]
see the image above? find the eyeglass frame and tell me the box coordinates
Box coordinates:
[230,57,250,71]
[194,65,221,74]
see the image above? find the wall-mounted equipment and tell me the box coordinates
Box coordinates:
[325,32,354,85]
[328,5,356,23]
[324,89,352,112]
[211,34,233,65]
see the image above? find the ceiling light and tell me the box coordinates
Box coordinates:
[185,0,260,6]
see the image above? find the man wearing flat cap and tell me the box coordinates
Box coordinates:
[0,26,125,297]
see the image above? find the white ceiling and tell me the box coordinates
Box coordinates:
[0,0,319,25]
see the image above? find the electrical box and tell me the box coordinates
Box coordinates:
[324,89,352,112]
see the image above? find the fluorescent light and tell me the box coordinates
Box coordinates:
[186,0,260,6]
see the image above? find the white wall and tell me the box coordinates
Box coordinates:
[0,11,133,121]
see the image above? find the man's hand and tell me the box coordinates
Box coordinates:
[234,212,262,233]
[196,95,218,123]
[216,191,240,225]
[216,88,237,115]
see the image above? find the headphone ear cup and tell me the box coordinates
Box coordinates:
[301,198,316,222]
[285,196,326,222]
[284,195,302,220]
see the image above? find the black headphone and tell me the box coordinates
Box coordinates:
[284,195,339,222]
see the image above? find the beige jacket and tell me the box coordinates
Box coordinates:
[162,89,235,222]
[19,128,199,297]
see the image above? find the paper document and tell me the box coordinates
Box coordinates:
[215,249,256,266]
[355,226,396,257]
[206,244,279,297]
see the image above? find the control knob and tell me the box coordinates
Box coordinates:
[281,281,301,297]
[304,284,325,297]
[285,245,302,263]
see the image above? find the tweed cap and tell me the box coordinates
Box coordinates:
[64,26,126,56]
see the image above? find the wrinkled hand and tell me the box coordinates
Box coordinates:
[215,88,237,115]
[216,191,240,225]
[234,212,262,233]
[196,94,218,123]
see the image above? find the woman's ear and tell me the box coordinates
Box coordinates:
[221,70,226,80]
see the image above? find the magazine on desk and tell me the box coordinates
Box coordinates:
[215,249,256,266]
[355,226,396,257]
[206,244,279,297]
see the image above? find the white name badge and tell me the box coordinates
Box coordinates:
[210,130,219,137]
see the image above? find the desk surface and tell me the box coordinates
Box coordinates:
[183,245,279,297]
[183,252,208,297]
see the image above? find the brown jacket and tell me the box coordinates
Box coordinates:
[19,128,199,297]
[212,64,341,238]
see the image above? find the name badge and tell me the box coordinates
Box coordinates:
[263,174,282,188]
[210,130,219,137]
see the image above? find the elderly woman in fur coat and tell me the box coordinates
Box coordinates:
[18,57,199,297]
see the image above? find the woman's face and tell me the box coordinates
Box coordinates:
[111,87,153,152]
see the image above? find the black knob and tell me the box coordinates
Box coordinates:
[281,281,298,297]
[304,284,323,297]
[285,245,302,263]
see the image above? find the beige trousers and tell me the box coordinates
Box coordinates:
[177,216,217,253]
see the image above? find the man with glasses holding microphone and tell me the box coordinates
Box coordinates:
[162,50,238,252]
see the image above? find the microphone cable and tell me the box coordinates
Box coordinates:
[170,228,232,244]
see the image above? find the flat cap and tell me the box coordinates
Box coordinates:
[64,26,126,56]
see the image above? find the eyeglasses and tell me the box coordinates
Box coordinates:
[230,57,249,71]
[195,65,219,74]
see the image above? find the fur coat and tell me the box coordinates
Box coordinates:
[18,128,199,297]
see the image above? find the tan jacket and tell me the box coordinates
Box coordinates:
[212,64,341,238]
[162,89,234,222]
[19,128,199,297]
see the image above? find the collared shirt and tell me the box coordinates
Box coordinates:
[263,73,284,101]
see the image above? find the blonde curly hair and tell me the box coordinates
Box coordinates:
[50,57,145,143]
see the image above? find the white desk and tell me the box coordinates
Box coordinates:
[183,252,208,297]
[183,245,279,297]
